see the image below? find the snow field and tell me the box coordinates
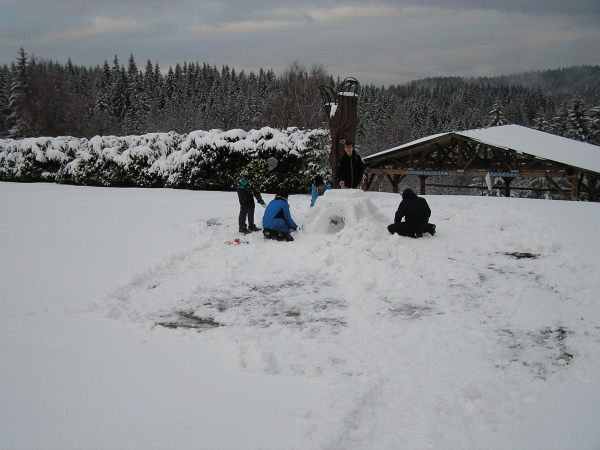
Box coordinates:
[92,189,600,448]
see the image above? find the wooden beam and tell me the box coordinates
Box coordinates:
[412,147,433,169]
[364,173,376,191]
[386,174,406,193]
[462,144,482,171]
[545,176,570,200]
[365,167,568,178]
[502,177,513,197]
[491,148,515,171]
[588,174,597,202]
[419,175,428,195]
[366,173,386,191]
[571,172,579,201]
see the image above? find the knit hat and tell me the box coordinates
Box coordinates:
[314,175,324,186]
[275,191,289,200]
[267,157,278,168]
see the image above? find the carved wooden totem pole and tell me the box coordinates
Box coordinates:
[318,78,360,187]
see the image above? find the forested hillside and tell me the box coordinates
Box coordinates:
[1,48,599,154]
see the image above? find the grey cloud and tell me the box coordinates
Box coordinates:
[0,0,598,85]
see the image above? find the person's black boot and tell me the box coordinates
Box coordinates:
[281,233,294,242]
[248,225,262,232]
[239,226,250,235]
[263,229,277,240]
[426,224,436,236]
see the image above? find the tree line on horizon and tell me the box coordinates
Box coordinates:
[1,48,599,154]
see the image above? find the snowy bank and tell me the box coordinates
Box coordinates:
[0,128,330,192]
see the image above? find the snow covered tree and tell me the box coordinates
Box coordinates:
[6,48,31,138]
[0,66,11,137]
[93,60,119,135]
[588,102,600,145]
[109,56,127,124]
[532,111,551,132]
[566,96,591,142]
[551,100,570,138]
[487,100,508,127]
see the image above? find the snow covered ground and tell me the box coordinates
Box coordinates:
[1,182,600,449]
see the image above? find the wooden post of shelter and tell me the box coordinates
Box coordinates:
[319,78,360,188]
[571,171,580,201]
[419,175,427,195]
[588,174,597,201]
[502,177,513,198]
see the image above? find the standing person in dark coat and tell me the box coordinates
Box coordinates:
[236,156,278,234]
[336,140,364,189]
[387,188,436,238]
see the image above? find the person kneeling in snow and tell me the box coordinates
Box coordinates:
[387,188,436,238]
[262,191,298,242]
[310,175,332,207]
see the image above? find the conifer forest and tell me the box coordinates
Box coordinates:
[1,48,599,153]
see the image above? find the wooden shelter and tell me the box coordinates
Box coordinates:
[363,125,600,201]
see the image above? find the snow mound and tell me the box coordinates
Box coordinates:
[301,190,389,234]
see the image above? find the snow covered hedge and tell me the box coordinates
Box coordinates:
[0,127,331,193]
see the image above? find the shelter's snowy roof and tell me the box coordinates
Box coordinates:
[459,125,600,174]
[365,125,600,175]
[363,132,448,161]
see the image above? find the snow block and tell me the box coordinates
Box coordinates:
[301,190,388,234]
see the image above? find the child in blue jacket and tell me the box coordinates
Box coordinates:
[262,192,298,242]
[310,175,332,207]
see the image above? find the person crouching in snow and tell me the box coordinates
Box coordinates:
[387,188,436,238]
[236,156,278,234]
[262,191,298,242]
[310,175,332,207]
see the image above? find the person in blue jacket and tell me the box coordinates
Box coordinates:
[262,191,298,242]
[310,175,332,207]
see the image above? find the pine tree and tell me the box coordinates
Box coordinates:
[0,66,11,137]
[487,99,508,127]
[7,47,31,138]
[124,71,147,134]
[109,56,127,125]
[551,100,570,138]
[91,60,119,135]
[94,61,111,115]
[532,109,550,132]
[588,101,600,145]
[566,96,591,142]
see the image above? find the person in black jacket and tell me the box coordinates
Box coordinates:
[387,188,436,238]
[336,140,364,189]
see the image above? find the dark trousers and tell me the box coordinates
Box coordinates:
[388,222,420,238]
[237,188,255,229]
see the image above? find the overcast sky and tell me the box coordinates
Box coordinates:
[1,0,599,86]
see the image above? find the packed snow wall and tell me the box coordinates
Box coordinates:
[301,190,389,234]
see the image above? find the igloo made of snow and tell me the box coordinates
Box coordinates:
[301,189,389,234]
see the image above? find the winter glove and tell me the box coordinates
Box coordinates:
[259,200,266,208]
